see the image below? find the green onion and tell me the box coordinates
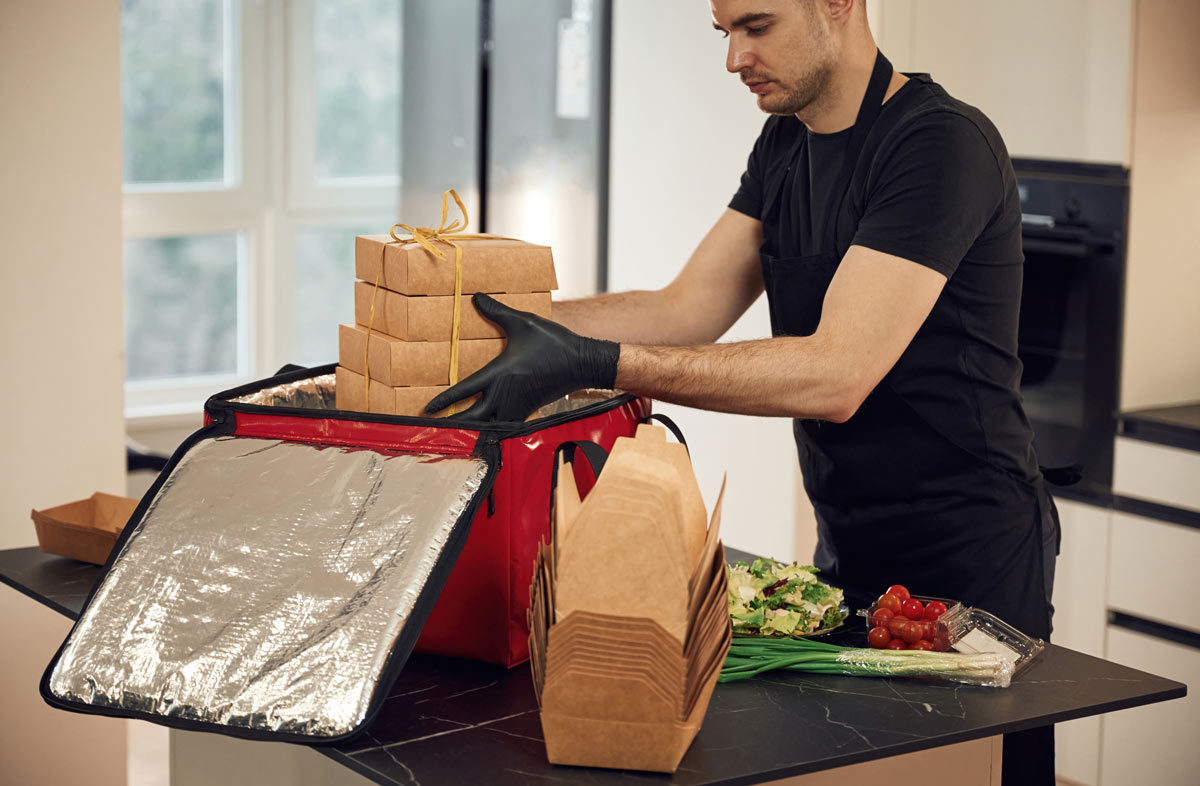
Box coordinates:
[720,636,1013,687]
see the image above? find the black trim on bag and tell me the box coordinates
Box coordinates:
[39,417,503,746]
[205,363,642,441]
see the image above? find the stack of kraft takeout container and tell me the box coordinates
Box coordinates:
[528,424,732,773]
[335,231,558,416]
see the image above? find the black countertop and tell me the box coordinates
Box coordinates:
[1119,402,1200,453]
[1,546,1186,786]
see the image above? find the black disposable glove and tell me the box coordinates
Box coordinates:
[424,293,620,422]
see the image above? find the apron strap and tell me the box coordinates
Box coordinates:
[824,49,894,247]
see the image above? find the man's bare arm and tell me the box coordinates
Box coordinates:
[553,208,764,345]
[614,246,949,421]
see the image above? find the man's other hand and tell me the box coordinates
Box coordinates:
[424,293,620,421]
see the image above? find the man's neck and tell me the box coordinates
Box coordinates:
[799,41,906,134]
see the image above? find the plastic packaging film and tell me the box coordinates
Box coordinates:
[832,649,1014,688]
[48,436,488,737]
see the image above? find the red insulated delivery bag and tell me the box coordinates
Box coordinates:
[203,364,650,667]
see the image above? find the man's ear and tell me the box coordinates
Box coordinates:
[825,0,857,26]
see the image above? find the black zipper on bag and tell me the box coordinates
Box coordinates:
[205,364,640,439]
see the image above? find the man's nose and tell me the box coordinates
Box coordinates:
[726,40,753,74]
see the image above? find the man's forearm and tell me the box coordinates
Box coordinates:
[614,338,863,422]
[553,289,708,345]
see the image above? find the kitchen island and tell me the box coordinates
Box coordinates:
[0,545,1184,785]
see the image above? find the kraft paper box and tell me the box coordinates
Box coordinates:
[31,492,140,565]
[355,234,558,296]
[335,366,478,417]
[354,283,552,341]
[339,323,504,387]
[528,426,731,774]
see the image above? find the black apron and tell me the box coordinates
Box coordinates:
[758,51,1053,643]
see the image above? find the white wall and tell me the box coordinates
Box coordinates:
[609,0,806,562]
[0,0,128,783]
[0,4,127,548]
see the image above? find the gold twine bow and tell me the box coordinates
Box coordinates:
[363,189,493,416]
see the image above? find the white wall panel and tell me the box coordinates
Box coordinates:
[609,0,802,560]
[0,0,128,782]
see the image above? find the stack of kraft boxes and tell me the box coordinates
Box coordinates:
[335,233,558,417]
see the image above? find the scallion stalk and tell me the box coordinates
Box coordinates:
[720,636,1013,687]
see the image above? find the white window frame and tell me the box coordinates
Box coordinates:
[286,0,402,213]
[123,0,400,423]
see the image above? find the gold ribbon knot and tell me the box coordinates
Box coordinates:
[363,189,491,415]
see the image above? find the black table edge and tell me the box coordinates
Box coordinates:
[0,556,82,621]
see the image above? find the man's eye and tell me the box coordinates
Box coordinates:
[747,25,769,36]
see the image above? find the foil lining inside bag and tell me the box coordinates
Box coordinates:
[47,435,488,738]
[229,371,619,420]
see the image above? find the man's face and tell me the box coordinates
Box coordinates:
[711,0,837,116]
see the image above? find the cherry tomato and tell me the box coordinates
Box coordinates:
[876,593,903,615]
[899,620,925,645]
[923,601,948,620]
[868,626,892,648]
[886,638,908,650]
[886,584,911,602]
[871,608,895,628]
[911,640,935,651]
[901,598,925,621]
[921,621,938,641]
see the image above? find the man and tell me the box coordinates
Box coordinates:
[427,1,1058,782]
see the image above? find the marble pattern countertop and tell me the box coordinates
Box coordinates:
[1,546,1185,786]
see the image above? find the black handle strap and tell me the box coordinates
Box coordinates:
[550,440,609,497]
[640,413,689,452]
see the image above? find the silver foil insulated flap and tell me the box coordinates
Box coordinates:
[48,435,488,738]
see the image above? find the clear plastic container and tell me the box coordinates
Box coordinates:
[858,595,1045,675]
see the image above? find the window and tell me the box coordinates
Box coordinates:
[121,0,401,416]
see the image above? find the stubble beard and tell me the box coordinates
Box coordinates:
[758,59,835,116]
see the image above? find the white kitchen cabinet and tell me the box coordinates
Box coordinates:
[868,0,1134,165]
[1113,436,1200,514]
[1099,626,1200,786]
[1108,510,1200,633]
[1051,495,1112,786]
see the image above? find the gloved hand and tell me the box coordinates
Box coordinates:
[424,293,620,421]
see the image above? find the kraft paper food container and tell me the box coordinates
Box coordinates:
[529,426,731,773]
[355,234,558,296]
[334,366,480,417]
[31,492,140,565]
[338,323,504,387]
[354,283,552,341]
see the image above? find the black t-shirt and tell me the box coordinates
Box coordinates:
[729,73,1039,486]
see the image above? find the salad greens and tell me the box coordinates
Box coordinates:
[727,558,846,637]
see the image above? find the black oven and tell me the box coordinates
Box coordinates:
[1013,158,1129,498]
